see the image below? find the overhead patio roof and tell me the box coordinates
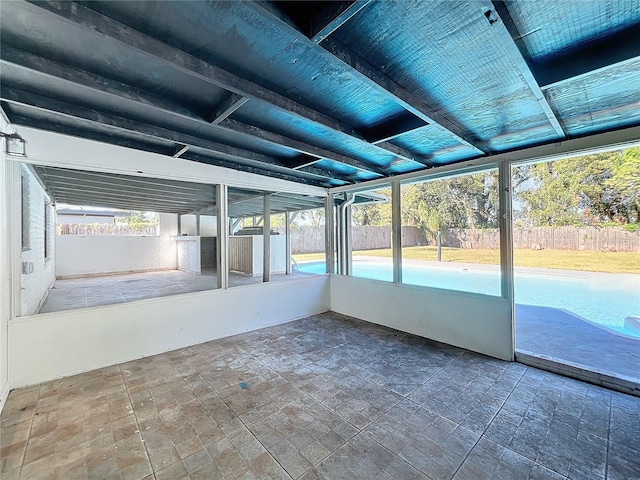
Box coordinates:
[33,165,384,217]
[3,1,640,188]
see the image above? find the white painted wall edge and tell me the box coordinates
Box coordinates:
[14,126,328,197]
[0,380,9,415]
[330,274,513,361]
[9,275,330,388]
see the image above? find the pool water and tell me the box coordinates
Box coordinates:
[297,260,640,338]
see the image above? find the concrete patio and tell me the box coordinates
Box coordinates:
[515,305,640,395]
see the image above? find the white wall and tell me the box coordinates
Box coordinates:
[176,237,201,274]
[55,213,178,277]
[331,275,514,361]
[181,215,217,236]
[9,276,330,387]
[0,136,10,411]
[20,165,56,316]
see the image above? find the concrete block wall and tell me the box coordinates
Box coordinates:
[20,165,55,316]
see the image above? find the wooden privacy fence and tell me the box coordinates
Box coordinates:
[512,226,638,252]
[282,225,638,253]
[441,226,638,252]
[57,224,159,236]
[279,226,426,254]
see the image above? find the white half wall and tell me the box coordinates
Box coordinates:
[9,275,330,388]
[330,275,514,361]
[56,213,178,277]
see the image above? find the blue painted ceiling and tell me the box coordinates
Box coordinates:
[1,0,639,187]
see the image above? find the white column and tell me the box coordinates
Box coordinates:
[499,161,515,360]
[216,185,228,289]
[345,203,352,276]
[392,180,402,284]
[325,193,334,274]
[285,212,291,275]
[263,193,270,283]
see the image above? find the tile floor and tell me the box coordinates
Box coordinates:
[38,271,640,394]
[2,312,639,480]
[38,269,315,314]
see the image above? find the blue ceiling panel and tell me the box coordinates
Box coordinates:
[1,0,639,188]
[547,59,640,136]
[331,0,562,150]
[506,0,640,60]
[232,99,395,168]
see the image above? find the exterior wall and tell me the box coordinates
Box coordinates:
[55,213,178,277]
[20,165,56,316]
[9,276,330,387]
[330,275,514,361]
[0,137,10,411]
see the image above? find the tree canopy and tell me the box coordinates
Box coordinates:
[514,148,639,227]
[350,147,639,233]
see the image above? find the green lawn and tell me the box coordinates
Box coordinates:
[294,246,640,274]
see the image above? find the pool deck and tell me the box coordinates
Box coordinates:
[516,304,640,395]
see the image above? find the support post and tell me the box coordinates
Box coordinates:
[391,181,402,284]
[263,193,270,283]
[499,162,515,360]
[325,193,334,274]
[437,232,442,261]
[216,185,228,290]
[285,211,292,275]
[177,214,181,235]
[195,213,200,236]
[345,202,352,276]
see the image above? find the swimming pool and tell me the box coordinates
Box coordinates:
[296,260,640,338]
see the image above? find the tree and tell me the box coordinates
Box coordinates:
[350,171,500,245]
[514,148,640,227]
[607,148,640,224]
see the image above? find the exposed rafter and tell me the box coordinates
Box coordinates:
[0,86,351,185]
[251,2,490,155]
[0,44,384,178]
[173,144,189,158]
[488,1,566,139]
[210,93,249,125]
[219,119,388,175]
[34,165,218,214]
[310,0,373,44]
[26,1,416,171]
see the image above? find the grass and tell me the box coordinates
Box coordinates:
[294,246,640,274]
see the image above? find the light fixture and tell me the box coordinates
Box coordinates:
[2,132,26,156]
